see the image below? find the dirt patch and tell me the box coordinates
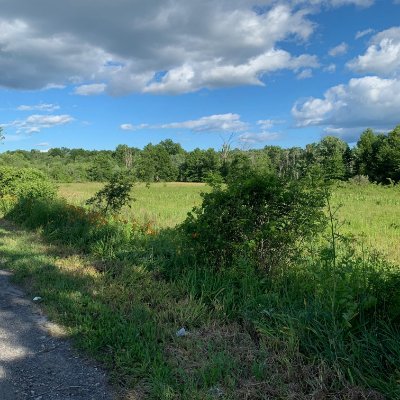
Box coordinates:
[0,269,115,400]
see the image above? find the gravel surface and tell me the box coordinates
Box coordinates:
[0,269,115,400]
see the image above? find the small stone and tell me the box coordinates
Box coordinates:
[209,386,224,398]
[176,327,188,337]
[33,297,42,302]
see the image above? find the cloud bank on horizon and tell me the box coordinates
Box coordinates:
[0,0,399,149]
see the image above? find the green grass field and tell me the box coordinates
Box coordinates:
[59,181,400,264]
[58,182,208,229]
[2,180,400,398]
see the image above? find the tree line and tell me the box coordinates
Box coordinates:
[1,125,399,184]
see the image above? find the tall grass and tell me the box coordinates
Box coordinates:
[58,181,400,264]
[2,181,400,398]
[58,182,208,228]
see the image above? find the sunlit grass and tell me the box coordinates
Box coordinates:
[58,181,400,264]
[58,182,208,228]
[332,183,400,264]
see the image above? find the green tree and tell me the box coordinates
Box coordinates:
[354,128,378,179]
[315,136,348,180]
[181,148,220,182]
[86,171,135,215]
[137,143,178,181]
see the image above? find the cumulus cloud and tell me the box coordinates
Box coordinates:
[348,27,400,76]
[17,103,60,112]
[328,42,348,57]
[292,76,400,131]
[0,1,327,94]
[74,83,106,96]
[9,114,74,133]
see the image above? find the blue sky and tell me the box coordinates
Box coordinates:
[1,0,400,152]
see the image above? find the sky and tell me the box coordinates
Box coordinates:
[1,0,400,152]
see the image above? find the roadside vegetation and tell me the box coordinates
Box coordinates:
[0,125,399,399]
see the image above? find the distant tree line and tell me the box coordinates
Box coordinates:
[1,125,399,184]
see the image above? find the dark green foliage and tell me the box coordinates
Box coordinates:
[1,124,400,184]
[137,143,179,182]
[183,171,327,271]
[354,125,400,183]
[315,136,349,180]
[86,171,135,215]
[181,148,221,182]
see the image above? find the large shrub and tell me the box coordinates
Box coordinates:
[183,172,328,272]
[0,167,56,213]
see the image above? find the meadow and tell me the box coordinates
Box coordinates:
[1,177,400,398]
[59,181,400,264]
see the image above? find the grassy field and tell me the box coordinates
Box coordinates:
[1,180,399,398]
[58,182,208,228]
[59,181,400,264]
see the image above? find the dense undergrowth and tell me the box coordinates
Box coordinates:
[1,167,400,398]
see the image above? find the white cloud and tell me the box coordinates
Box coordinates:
[0,2,324,94]
[328,42,348,57]
[238,132,280,144]
[330,0,374,6]
[74,83,106,96]
[355,28,374,39]
[292,76,400,131]
[257,119,281,129]
[297,68,313,79]
[36,142,50,147]
[9,114,74,133]
[120,123,149,131]
[348,27,400,76]
[292,0,374,7]
[121,114,283,143]
[160,114,248,132]
[17,103,60,112]
[144,51,319,94]
[323,63,336,73]
[121,114,248,133]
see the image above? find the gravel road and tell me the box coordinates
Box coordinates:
[0,269,115,400]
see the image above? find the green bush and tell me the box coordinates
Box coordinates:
[183,172,328,272]
[0,167,56,213]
